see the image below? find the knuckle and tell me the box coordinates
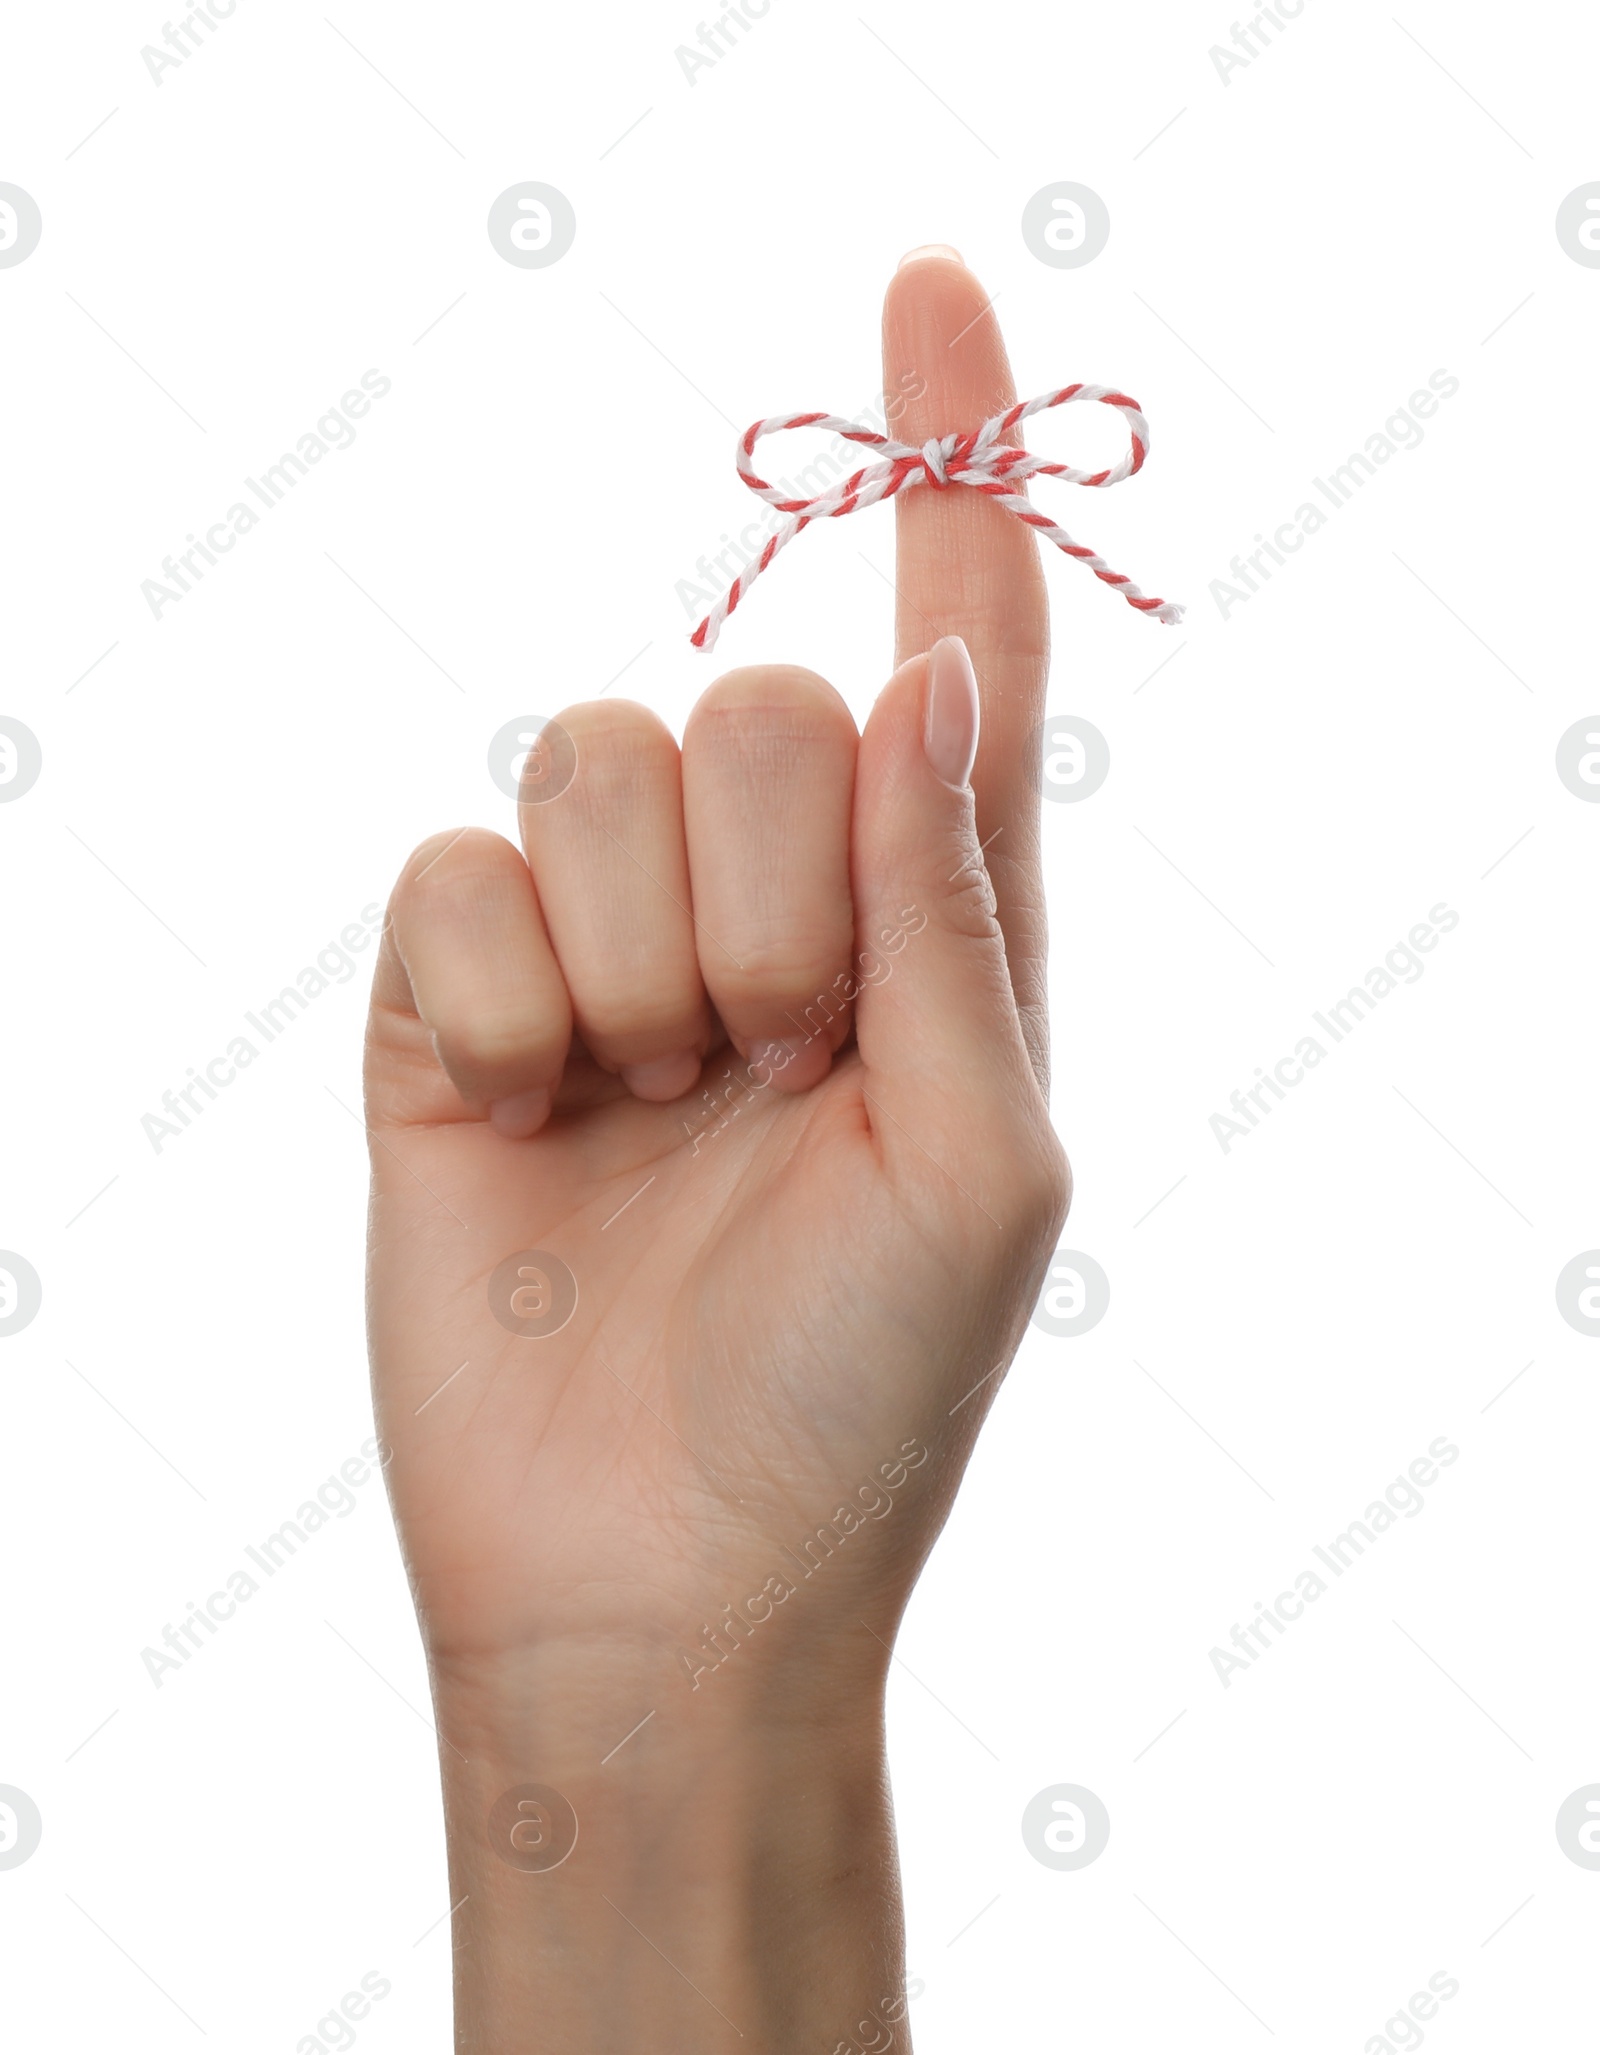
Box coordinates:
[709,931,853,1013]
[574,982,701,1047]
[686,670,857,770]
[559,696,667,739]
[943,869,1002,942]
[556,700,676,797]
[693,663,843,720]
[1032,1131,1074,1238]
[397,827,516,913]
[442,1006,563,1085]
[908,565,1050,668]
[929,828,1002,941]
[1012,1129,1073,1260]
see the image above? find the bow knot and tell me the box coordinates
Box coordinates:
[689,383,1182,652]
[919,436,952,488]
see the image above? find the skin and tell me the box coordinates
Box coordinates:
[363,247,1069,2052]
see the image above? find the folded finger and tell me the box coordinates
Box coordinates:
[519,700,713,1102]
[381,827,571,1137]
[681,665,857,1092]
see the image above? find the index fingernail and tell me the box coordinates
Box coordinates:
[898,244,962,269]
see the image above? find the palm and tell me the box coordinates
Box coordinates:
[367,1033,994,1670]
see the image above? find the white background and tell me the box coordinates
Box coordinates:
[3,0,1598,2047]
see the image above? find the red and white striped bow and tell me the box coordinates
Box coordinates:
[689,383,1183,652]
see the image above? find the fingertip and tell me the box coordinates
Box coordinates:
[488,1087,553,1139]
[620,1051,703,1102]
[748,1035,833,1094]
[897,243,963,269]
[882,248,1017,447]
[883,246,998,338]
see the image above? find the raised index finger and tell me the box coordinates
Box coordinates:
[882,248,1051,1073]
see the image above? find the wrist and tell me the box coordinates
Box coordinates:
[433,1647,906,2053]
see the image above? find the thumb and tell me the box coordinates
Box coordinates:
[850,637,1051,1177]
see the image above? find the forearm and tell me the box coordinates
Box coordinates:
[437,1652,909,2053]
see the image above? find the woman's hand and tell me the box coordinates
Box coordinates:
[362,247,1066,2053]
